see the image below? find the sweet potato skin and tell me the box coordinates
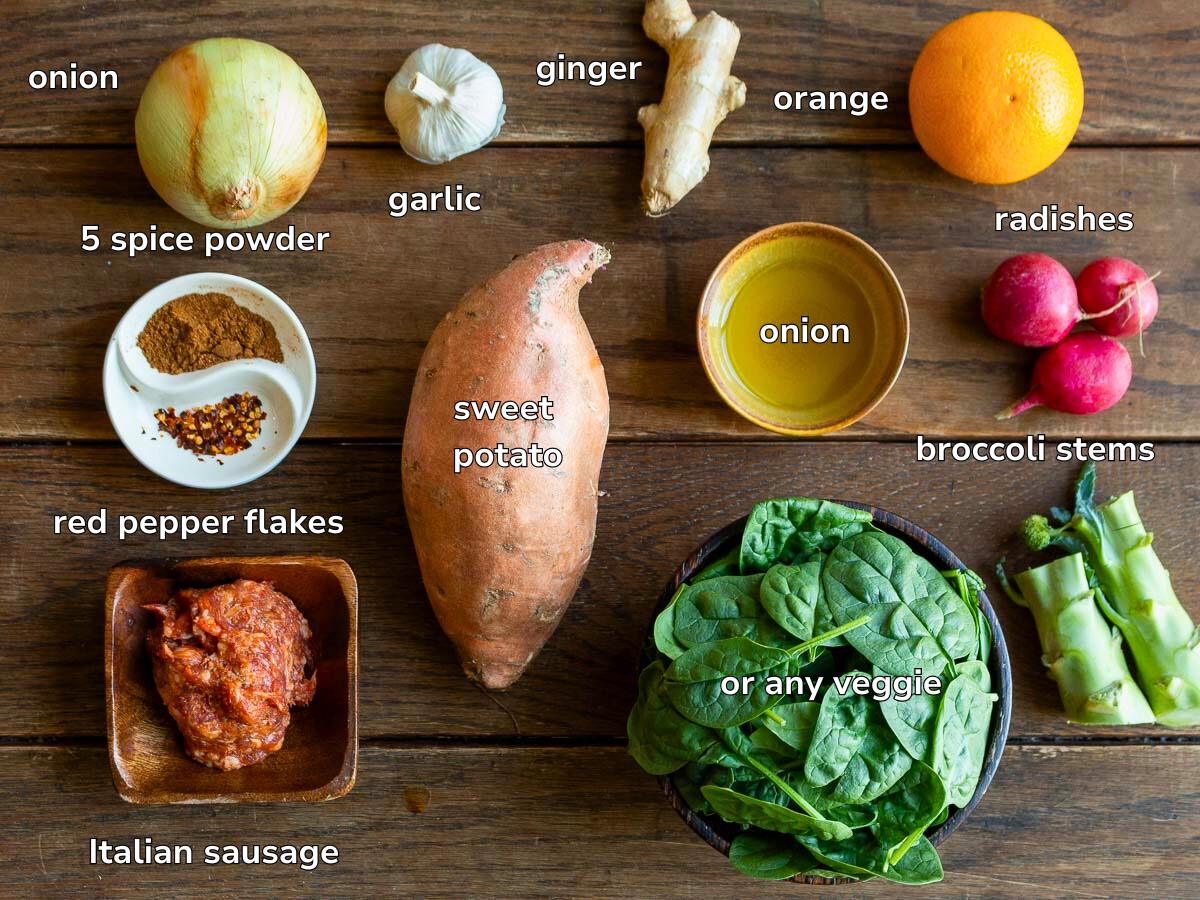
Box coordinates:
[402,240,611,689]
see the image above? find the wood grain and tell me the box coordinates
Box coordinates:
[3,442,1196,741]
[2,1,1197,146]
[4,744,1199,897]
[1,146,1196,441]
[5,3,1199,893]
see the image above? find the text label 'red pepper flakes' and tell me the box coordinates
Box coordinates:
[154,392,266,457]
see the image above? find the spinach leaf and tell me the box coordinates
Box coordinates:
[708,766,790,808]
[976,607,992,664]
[811,552,847,648]
[932,673,996,806]
[694,545,741,582]
[740,498,872,572]
[789,778,879,829]
[681,759,710,784]
[795,831,885,879]
[651,584,688,660]
[671,574,790,649]
[663,614,867,730]
[944,566,990,663]
[672,766,713,815]
[701,785,853,842]
[804,672,913,804]
[664,638,790,727]
[821,804,877,830]
[760,562,820,640]
[749,725,799,766]
[715,727,854,829]
[957,659,992,692]
[627,661,732,774]
[886,835,944,885]
[877,667,943,762]
[717,719,768,760]
[798,831,942,885]
[728,832,816,880]
[760,701,820,752]
[792,645,838,679]
[708,765,873,829]
[823,532,978,677]
[877,662,990,769]
[870,761,947,864]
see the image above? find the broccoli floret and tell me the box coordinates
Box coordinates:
[1018,514,1056,551]
[1018,513,1087,556]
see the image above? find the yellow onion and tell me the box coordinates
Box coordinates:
[135,38,327,229]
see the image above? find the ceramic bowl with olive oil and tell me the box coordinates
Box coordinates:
[698,223,908,436]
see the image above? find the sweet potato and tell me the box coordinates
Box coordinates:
[402,240,611,690]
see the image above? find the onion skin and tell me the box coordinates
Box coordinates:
[135,38,327,229]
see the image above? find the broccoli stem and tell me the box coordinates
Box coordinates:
[1077,491,1200,726]
[1001,554,1153,725]
[1020,463,1200,727]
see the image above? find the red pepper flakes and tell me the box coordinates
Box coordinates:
[155,392,266,457]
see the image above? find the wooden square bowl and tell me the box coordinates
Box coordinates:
[105,556,358,804]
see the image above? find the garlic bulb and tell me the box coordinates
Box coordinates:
[385,44,505,164]
[135,38,327,229]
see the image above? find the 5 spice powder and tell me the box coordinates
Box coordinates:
[136,292,278,458]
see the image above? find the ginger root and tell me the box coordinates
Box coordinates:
[638,0,745,216]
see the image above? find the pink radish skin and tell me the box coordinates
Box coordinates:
[997,332,1132,419]
[982,254,1082,347]
[1076,257,1159,338]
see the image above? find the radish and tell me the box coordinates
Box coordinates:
[997,332,1132,419]
[1076,257,1160,350]
[982,253,1136,347]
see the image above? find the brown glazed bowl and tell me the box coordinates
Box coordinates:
[697,223,909,436]
[642,503,1012,885]
[105,556,358,803]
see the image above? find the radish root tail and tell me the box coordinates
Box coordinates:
[1078,286,1136,321]
[1133,270,1161,358]
[996,392,1041,420]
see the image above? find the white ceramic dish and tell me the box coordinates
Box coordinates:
[103,273,316,489]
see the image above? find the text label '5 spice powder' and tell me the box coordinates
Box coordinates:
[155,393,266,457]
[137,292,284,374]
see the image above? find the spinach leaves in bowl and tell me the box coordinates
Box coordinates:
[627,498,1011,884]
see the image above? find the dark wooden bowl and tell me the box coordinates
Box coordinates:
[105,556,359,804]
[644,502,1013,885]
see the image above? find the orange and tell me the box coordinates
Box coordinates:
[909,11,1084,184]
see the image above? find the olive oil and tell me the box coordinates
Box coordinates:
[719,259,876,412]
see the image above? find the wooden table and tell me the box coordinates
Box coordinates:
[2,2,1198,896]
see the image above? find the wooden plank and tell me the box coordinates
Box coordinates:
[2,1,1197,146]
[4,744,1199,896]
[0,146,1196,441]
[3,442,1197,740]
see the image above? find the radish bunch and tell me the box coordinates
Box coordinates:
[981,253,1160,419]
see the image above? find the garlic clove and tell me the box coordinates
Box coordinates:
[385,43,506,165]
